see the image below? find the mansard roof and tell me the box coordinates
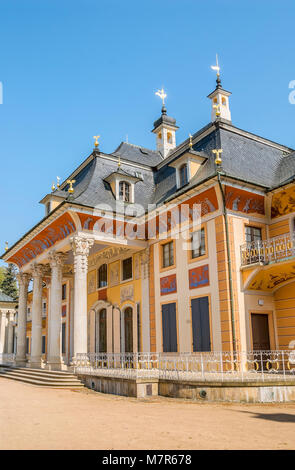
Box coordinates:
[52,120,293,212]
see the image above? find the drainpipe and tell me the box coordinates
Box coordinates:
[216,169,237,352]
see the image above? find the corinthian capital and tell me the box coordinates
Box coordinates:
[32,263,46,279]
[16,272,31,288]
[49,251,67,268]
[70,236,94,257]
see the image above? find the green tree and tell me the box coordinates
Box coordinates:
[0,264,18,300]
[0,266,5,286]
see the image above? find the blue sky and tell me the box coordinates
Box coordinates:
[0,0,294,265]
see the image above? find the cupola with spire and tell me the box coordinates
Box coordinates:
[152,88,178,158]
[207,55,232,123]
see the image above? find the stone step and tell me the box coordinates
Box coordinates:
[0,368,84,388]
[0,370,77,383]
[0,367,77,380]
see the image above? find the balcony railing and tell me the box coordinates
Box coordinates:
[241,233,295,267]
[74,351,295,383]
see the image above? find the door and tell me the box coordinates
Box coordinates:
[162,303,177,352]
[191,296,211,352]
[124,307,133,353]
[251,314,270,350]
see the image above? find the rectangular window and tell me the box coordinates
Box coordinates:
[162,303,177,352]
[26,337,30,354]
[42,335,46,354]
[122,257,133,281]
[191,228,206,259]
[162,241,174,268]
[61,323,66,354]
[98,264,108,288]
[62,284,67,300]
[245,226,262,244]
[42,302,46,314]
[191,296,211,352]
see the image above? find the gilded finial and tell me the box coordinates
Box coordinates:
[51,182,56,191]
[67,179,76,194]
[56,176,60,188]
[155,88,167,106]
[5,241,8,251]
[93,135,100,148]
[212,149,223,166]
[189,133,193,149]
[118,154,121,168]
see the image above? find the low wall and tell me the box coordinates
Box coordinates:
[77,372,295,403]
[159,380,295,403]
[77,373,159,398]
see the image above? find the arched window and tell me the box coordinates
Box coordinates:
[119,181,131,202]
[124,307,133,353]
[167,132,172,144]
[96,308,107,353]
[98,264,107,288]
[179,164,188,187]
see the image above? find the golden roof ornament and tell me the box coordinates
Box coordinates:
[93,135,100,148]
[5,241,8,251]
[51,182,56,191]
[56,176,60,188]
[213,103,221,117]
[212,148,223,166]
[189,133,193,149]
[67,179,76,194]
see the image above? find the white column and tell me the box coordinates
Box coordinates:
[47,252,66,369]
[30,264,45,367]
[70,236,94,361]
[0,311,7,354]
[7,312,15,354]
[16,273,30,365]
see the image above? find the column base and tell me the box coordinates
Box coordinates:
[46,357,66,371]
[28,357,44,369]
[15,357,27,367]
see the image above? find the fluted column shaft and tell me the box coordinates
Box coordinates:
[30,265,45,367]
[7,312,15,354]
[16,273,30,364]
[0,311,6,354]
[47,252,66,369]
[71,236,94,360]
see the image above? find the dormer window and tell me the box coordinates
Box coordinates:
[179,164,188,187]
[119,181,131,202]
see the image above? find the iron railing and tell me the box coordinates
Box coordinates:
[240,233,295,267]
[74,351,295,383]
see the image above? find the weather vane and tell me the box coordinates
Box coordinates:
[93,135,100,148]
[155,88,167,106]
[211,54,220,78]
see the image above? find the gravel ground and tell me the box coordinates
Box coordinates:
[1,378,295,450]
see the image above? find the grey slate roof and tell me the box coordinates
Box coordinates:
[50,121,295,213]
[0,291,15,302]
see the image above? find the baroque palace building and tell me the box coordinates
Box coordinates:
[2,74,295,370]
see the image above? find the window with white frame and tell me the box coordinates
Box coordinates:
[119,181,131,202]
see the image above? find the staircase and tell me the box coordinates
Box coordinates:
[0,366,84,389]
